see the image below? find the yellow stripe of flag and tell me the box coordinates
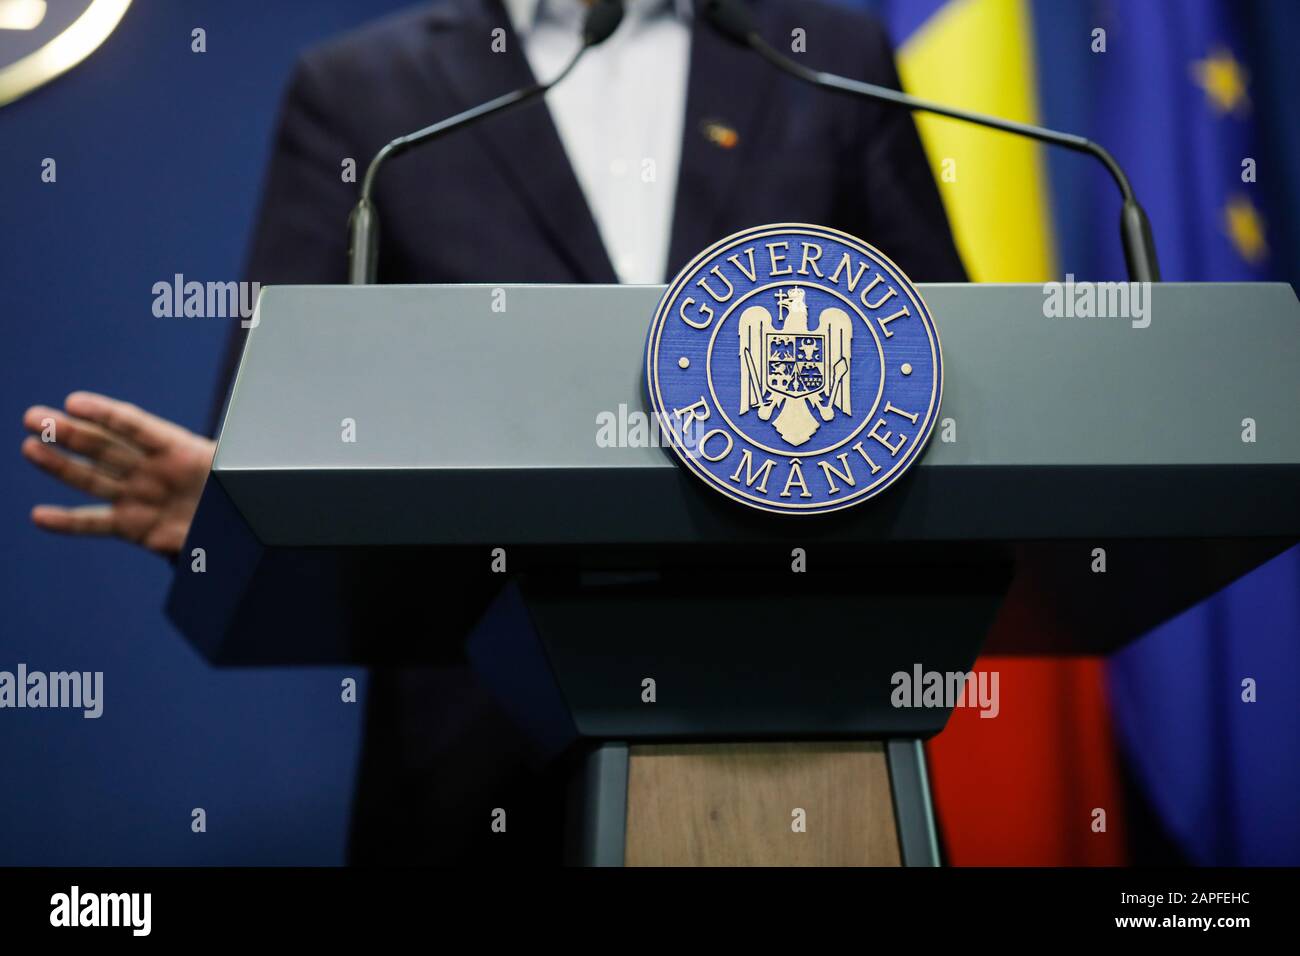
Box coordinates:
[896,0,1058,282]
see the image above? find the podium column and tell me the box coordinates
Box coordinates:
[568,739,939,866]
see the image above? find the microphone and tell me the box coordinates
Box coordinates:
[699,0,1161,283]
[347,0,626,284]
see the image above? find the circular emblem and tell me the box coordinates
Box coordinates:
[645,223,942,515]
[0,1,133,108]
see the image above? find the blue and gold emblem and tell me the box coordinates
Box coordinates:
[645,224,942,515]
[0,1,132,108]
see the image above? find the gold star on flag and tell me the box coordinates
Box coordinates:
[1192,47,1250,116]
[1224,195,1267,265]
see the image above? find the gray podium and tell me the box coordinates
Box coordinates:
[168,282,1300,866]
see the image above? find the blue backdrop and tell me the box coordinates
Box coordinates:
[0,0,411,865]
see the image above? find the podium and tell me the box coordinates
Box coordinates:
[168,282,1300,866]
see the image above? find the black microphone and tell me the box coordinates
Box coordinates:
[347,0,626,284]
[699,0,1161,283]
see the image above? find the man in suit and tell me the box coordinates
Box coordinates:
[21,0,964,864]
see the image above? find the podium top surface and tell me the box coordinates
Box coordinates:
[212,282,1300,545]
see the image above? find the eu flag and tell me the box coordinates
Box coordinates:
[1068,0,1298,865]
[845,0,1299,865]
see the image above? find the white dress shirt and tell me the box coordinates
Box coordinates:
[503,0,691,284]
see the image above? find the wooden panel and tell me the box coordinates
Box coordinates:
[624,742,900,867]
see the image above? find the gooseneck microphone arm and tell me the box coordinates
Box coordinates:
[347,0,626,284]
[699,0,1161,282]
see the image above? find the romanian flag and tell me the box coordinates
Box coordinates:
[874,0,1125,867]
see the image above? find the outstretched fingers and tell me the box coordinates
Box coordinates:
[22,436,125,501]
[30,504,116,537]
[23,405,142,474]
[62,391,177,455]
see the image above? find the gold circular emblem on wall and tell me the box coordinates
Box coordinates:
[0,0,132,108]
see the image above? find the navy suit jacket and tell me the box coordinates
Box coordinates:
[228,0,965,865]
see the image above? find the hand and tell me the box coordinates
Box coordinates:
[21,392,216,557]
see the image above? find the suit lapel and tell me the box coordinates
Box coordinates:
[418,0,617,282]
[666,15,778,276]
[411,0,779,284]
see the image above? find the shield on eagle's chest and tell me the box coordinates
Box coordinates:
[765,332,826,399]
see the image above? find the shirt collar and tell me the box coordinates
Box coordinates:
[503,0,693,37]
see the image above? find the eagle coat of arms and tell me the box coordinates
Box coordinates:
[739,287,853,446]
[645,223,942,516]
